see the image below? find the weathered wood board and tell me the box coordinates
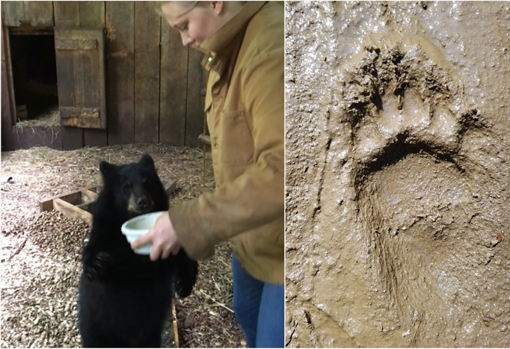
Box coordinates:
[186,48,205,147]
[160,19,188,146]
[1,1,53,27]
[134,2,160,144]
[54,28,106,129]
[54,1,83,150]
[106,1,135,146]
[2,1,206,151]
[14,125,62,150]
[1,26,17,151]
[78,1,108,147]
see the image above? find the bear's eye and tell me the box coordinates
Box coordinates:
[123,183,131,192]
[143,177,150,185]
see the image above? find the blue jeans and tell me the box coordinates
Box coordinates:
[231,253,284,348]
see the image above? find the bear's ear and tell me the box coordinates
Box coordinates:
[99,161,117,177]
[139,154,155,169]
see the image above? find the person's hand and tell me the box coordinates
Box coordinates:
[131,212,181,261]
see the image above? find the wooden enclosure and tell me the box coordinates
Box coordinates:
[1,1,207,151]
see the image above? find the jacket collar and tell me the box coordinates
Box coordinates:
[200,2,266,70]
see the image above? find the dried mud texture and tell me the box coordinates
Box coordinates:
[285,2,510,348]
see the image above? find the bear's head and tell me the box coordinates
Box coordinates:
[98,154,169,218]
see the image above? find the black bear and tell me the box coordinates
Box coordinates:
[77,154,198,348]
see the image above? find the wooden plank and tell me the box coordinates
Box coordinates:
[78,1,105,28]
[80,1,107,147]
[134,1,160,144]
[14,125,62,150]
[185,49,205,147]
[171,299,179,348]
[40,191,83,212]
[55,38,98,50]
[106,1,135,146]
[24,1,53,27]
[77,202,91,211]
[1,1,25,27]
[54,1,80,28]
[160,18,188,146]
[53,198,92,225]
[1,26,17,151]
[81,188,98,202]
[3,28,17,122]
[61,129,83,151]
[83,129,107,147]
[54,1,84,150]
[55,29,106,133]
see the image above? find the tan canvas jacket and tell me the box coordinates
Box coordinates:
[169,2,284,284]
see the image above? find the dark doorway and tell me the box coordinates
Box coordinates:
[9,28,59,125]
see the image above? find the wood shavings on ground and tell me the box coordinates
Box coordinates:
[1,144,247,348]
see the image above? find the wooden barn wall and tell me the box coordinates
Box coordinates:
[1,1,205,151]
[1,24,18,150]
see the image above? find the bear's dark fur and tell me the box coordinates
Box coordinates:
[77,154,198,348]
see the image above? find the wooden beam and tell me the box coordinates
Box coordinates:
[134,2,160,144]
[185,49,205,147]
[1,26,17,151]
[40,191,83,212]
[160,19,188,146]
[106,1,135,146]
[53,198,92,225]
[76,202,91,211]
[54,2,83,150]
[81,188,98,203]
[80,1,107,147]
[24,1,54,27]
[15,125,62,150]
[171,299,179,348]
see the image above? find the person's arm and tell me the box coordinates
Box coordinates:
[170,44,284,260]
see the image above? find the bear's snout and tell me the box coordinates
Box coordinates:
[127,193,154,213]
[137,196,149,209]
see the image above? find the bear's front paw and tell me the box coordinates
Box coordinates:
[83,251,113,281]
[173,278,194,299]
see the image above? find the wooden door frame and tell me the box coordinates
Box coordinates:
[1,25,19,150]
[2,26,17,126]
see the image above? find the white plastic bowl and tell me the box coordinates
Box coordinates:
[121,211,167,255]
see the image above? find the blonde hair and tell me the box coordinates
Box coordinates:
[154,1,247,17]
[153,2,199,16]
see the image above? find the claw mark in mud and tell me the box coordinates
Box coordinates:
[285,320,298,347]
[336,34,482,170]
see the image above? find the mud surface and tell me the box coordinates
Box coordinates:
[285,2,510,347]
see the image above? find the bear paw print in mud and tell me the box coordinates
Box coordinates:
[311,32,491,345]
[332,32,480,168]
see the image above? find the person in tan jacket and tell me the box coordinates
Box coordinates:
[132,2,284,347]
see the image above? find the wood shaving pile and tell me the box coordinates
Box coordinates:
[1,144,247,348]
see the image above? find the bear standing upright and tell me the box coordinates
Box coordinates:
[77,154,198,348]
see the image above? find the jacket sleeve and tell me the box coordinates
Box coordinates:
[169,36,284,261]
